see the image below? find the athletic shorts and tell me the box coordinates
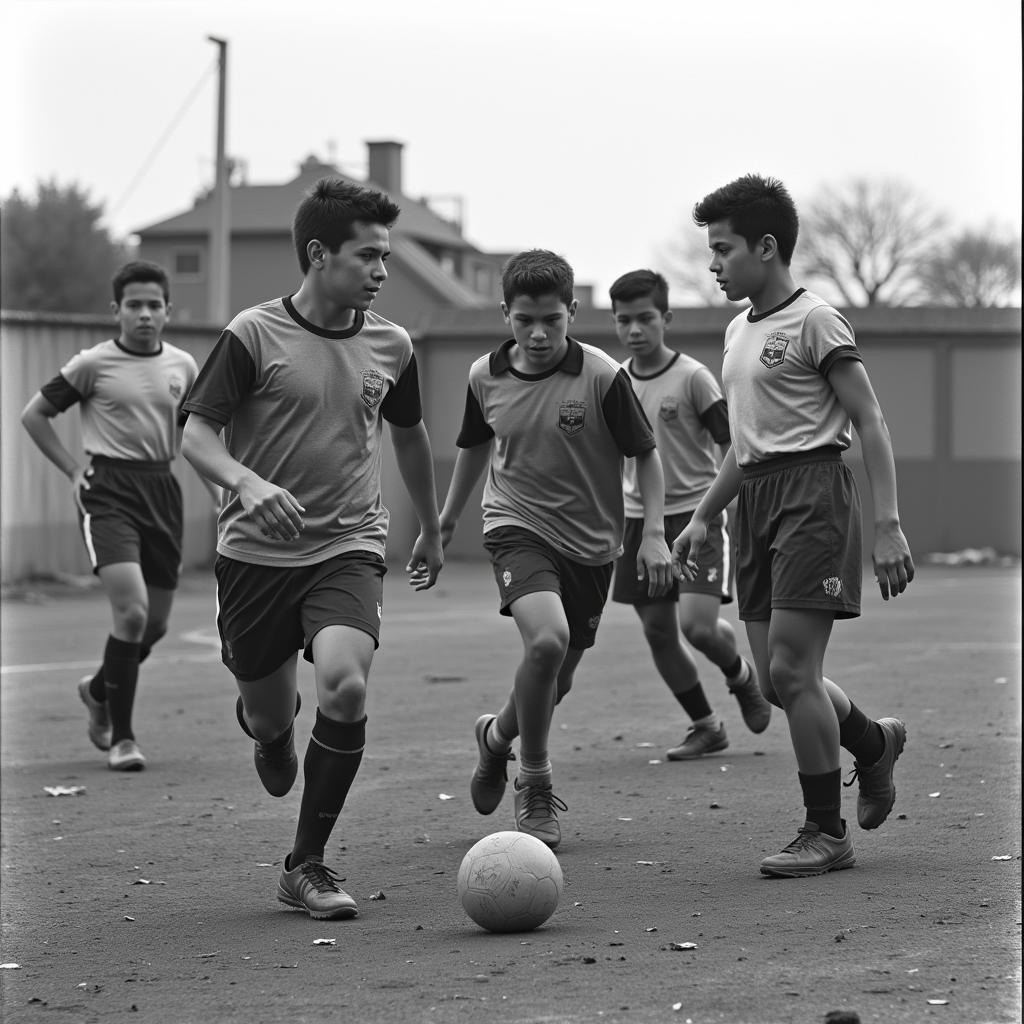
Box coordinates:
[735,447,862,622]
[612,511,733,606]
[77,456,183,589]
[214,550,386,681]
[482,526,613,651]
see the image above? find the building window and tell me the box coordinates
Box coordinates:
[173,248,203,279]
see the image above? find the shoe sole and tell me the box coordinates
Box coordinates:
[470,714,507,815]
[254,748,298,798]
[859,720,907,830]
[109,758,146,771]
[78,683,112,751]
[277,891,358,919]
[760,849,856,878]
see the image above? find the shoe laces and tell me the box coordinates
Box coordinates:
[299,859,344,894]
[519,785,567,817]
[779,825,818,854]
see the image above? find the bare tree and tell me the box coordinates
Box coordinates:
[656,228,734,307]
[918,227,1021,307]
[797,178,945,306]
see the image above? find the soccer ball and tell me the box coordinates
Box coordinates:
[457,830,563,933]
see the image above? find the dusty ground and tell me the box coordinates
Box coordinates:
[1,563,1020,1024]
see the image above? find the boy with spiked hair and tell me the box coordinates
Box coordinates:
[609,268,771,760]
[437,249,674,848]
[182,177,444,918]
[674,174,914,878]
[22,260,216,771]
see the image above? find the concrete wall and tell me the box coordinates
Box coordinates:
[2,307,1020,583]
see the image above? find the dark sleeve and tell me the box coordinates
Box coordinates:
[820,346,863,378]
[180,330,257,426]
[39,373,83,413]
[601,368,656,457]
[455,384,494,448]
[381,353,423,427]
[697,398,731,445]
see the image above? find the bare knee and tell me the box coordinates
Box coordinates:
[142,621,168,650]
[112,600,148,640]
[641,617,679,654]
[317,670,368,721]
[680,619,716,653]
[523,630,569,674]
[768,654,815,708]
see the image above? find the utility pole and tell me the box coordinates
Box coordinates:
[207,35,230,324]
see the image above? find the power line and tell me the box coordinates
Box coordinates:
[109,57,219,223]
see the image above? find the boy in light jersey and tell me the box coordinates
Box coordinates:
[674,175,914,877]
[21,261,216,771]
[609,269,771,760]
[182,178,443,918]
[439,249,674,849]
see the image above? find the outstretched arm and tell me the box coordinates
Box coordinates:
[390,420,444,591]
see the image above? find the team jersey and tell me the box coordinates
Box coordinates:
[721,289,862,467]
[182,296,422,568]
[40,339,198,462]
[457,336,656,565]
[622,352,730,517]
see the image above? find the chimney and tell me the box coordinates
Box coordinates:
[367,140,403,196]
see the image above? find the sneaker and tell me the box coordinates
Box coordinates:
[513,781,567,849]
[78,678,111,751]
[237,695,300,798]
[760,821,856,878]
[470,714,515,814]
[844,717,907,830]
[726,659,772,734]
[666,722,729,760]
[277,855,358,920]
[108,739,146,771]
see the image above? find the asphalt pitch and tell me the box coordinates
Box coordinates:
[1,562,1020,1024]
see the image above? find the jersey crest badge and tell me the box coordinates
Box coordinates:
[760,331,791,369]
[558,399,586,436]
[361,369,385,408]
[167,374,185,400]
[659,397,679,422]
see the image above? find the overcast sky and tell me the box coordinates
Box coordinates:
[3,0,1021,301]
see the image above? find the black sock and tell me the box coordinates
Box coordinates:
[798,769,843,838]
[839,702,884,765]
[103,636,141,744]
[89,643,152,703]
[291,711,366,864]
[673,682,713,722]
[722,655,743,679]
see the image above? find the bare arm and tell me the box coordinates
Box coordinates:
[828,358,914,600]
[632,447,674,596]
[21,393,90,511]
[438,442,493,548]
[181,413,305,542]
[390,420,444,591]
[671,446,743,577]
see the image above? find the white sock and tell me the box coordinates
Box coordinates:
[516,756,552,788]
[486,717,512,753]
[692,712,720,732]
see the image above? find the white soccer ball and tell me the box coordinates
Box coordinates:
[457,830,563,933]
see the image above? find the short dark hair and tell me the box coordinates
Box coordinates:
[292,177,401,273]
[501,249,575,306]
[692,175,799,265]
[608,269,669,313]
[112,261,170,304]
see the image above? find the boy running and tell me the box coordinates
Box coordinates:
[609,269,771,759]
[21,261,214,771]
[438,249,674,849]
[181,178,444,919]
[673,175,914,878]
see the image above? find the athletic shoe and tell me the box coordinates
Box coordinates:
[108,739,146,771]
[513,781,567,849]
[236,695,300,798]
[78,678,111,751]
[276,855,358,920]
[726,659,772,734]
[759,821,856,878]
[844,717,907,830]
[470,714,515,814]
[666,722,729,760]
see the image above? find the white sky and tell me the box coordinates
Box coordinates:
[3,0,1021,301]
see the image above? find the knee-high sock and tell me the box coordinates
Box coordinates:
[103,636,141,744]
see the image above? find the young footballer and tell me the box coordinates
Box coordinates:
[437,249,674,849]
[609,269,772,759]
[21,260,214,771]
[673,175,914,878]
[181,178,444,919]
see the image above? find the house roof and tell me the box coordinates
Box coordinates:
[134,157,476,250]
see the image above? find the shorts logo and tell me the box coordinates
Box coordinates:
[822,576,843,598]
[658,397,679,422]
[168,374,185,400]
[558,399,587,436]
[760,331,791,369]
[502,569,513,588]
[707,567,718,583]
[361,369,385,408]
[587,614,601,630]
[377,602,382,620]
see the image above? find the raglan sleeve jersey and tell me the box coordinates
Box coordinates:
[720,290,862,467]
[39,339,198,461]
[456,337,654,565]
[182,298,421,567]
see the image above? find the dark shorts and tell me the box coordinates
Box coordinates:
[482,526,613,651]
[735,448,862,622]
[214,550,387,681]
[612,511,733,605]
[77,457,183,589]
